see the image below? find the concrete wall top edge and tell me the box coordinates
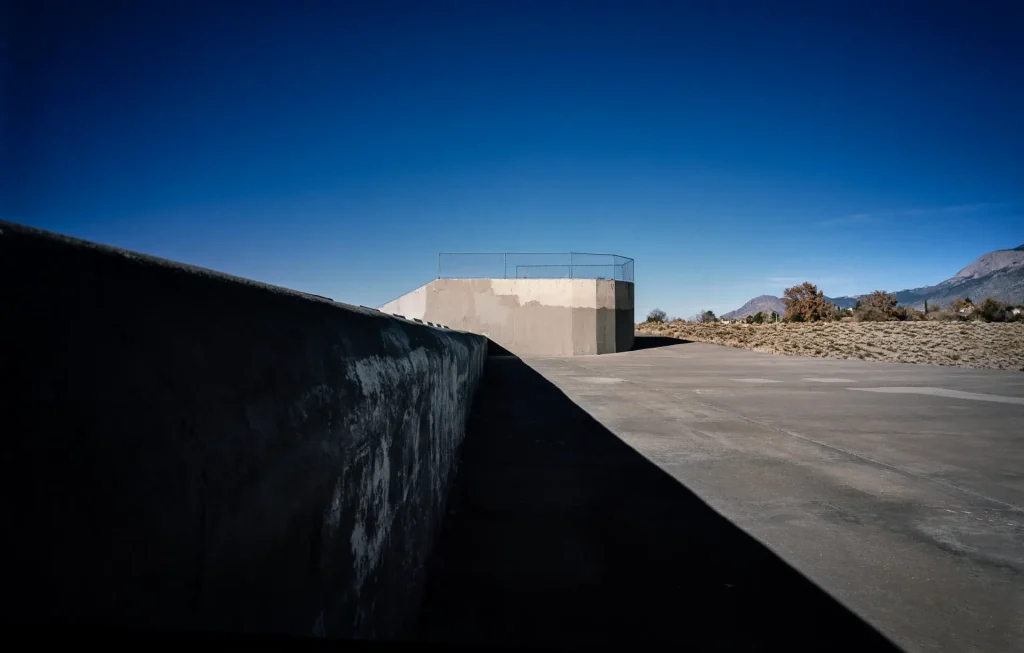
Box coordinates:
[1,221,482,337]
[0,220,387,317]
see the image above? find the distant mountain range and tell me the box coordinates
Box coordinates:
[721,245,1024,319]
[721,295,786,319]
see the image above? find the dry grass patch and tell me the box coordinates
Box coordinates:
[637,321,1024,371]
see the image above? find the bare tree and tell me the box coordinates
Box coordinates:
[646,308,667,323]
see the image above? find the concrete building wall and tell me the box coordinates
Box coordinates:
[1,221,487,640]
[379,283,427,319]
[380,278,634,356]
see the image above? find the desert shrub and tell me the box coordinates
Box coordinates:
[975,298,1007,322]
[646,308,667,323]
[782,282,836,322]
[855,290,899,321]
[855,306,891,322]
[896,306,925,321]
[926,309,960,321]
[950,298,974,313]
[924,300,942,313]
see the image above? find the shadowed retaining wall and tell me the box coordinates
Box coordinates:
[380,278,635,356]
[1,221,487,639]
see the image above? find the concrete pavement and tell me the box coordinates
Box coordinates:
[524,336,1024,652]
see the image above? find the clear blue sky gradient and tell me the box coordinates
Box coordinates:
[7,0,1023,318]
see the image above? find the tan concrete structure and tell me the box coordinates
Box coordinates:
[380,278,634,356]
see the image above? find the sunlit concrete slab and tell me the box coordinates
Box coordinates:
[519,335,1024,653]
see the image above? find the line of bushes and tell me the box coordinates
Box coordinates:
[643,287,1024,325]
[793,285,1024,323]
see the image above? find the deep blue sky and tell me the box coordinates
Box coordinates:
[6,0,1023,318]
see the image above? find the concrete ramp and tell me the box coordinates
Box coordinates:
[380,278,634,356]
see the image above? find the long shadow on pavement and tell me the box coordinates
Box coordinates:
[416,354,901,651]
[630,334,693,351]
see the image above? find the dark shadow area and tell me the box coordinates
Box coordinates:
[630,333,693,350]
[10,625,428,651]
[487,338,516,357]
[416,356,902,652]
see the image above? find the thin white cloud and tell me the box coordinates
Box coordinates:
[816,202,1009,228]
[938,202,1008,214]
[816,213,880,227]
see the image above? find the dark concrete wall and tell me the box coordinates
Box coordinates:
[614,280,635,353]
[1,221,487,639]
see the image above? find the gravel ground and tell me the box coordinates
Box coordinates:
[636,321,1024,371]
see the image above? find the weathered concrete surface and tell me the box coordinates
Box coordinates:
[1,221,487,639]
[380,278,634,356]
[523,336,1024,653]
[416,354,900,651]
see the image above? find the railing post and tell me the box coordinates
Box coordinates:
[569,252,573,279]
[437,253,441,279]
[504,253,507,279]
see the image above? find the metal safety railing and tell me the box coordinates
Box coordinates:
[437,252,634,282]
